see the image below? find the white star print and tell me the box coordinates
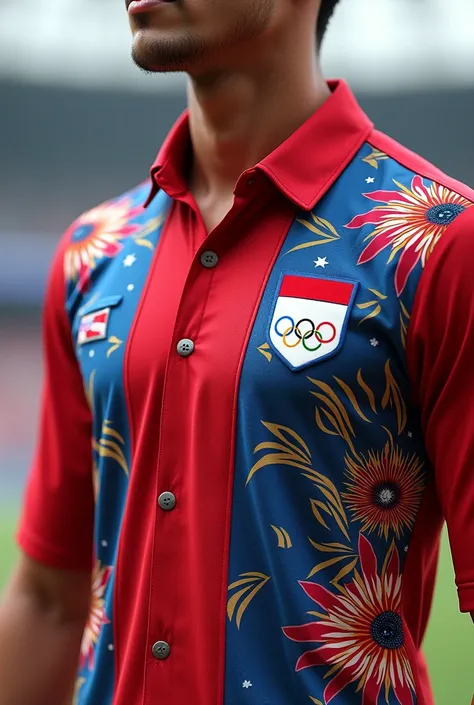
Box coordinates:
[89,349,95,358]
[127,284,135,292]
[123,253,137,268]
[365,177,375,184]
[404,546,409,553]
[314,256,328,269]
[242,681,252,689]
[408,431,413,438]
[108,644,114,651]
[370,338,379,347]
[101,540,108,547]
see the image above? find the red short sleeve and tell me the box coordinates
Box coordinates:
[17,235,95,571]
[407,206,474,613]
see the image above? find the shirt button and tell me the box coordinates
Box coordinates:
[177,338,195,357]
[152,641,171,660]
[200,250,219,269]
[158,491,176,511]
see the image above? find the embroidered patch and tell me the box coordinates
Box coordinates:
[268,274,358,371]
[78,307,111,345]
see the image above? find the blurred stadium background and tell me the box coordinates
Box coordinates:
[1,0,473,701]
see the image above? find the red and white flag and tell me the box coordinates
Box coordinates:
[77,308,110,345]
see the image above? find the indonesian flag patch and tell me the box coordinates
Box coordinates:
[77,307,111,345]
[268,274,358,371]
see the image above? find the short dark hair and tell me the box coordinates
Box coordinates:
[316,0,340,46]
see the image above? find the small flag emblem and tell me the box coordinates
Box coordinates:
[78,308,110,345]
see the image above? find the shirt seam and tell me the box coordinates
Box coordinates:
[215,202,298,705]
[368,131,474,202]
[17,525,92,571]
[405,205,474,409]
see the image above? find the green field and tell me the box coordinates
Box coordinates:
[0,516,471,702]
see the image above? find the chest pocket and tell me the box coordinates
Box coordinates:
[267,273,359,372]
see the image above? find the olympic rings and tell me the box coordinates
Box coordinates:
[274,315,337,351]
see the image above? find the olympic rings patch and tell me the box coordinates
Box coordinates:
[274,316,337,352]
[268,274,358,371]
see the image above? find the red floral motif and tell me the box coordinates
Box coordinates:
[346,176,471,295]
[342,441,425,540]
[80,562,112,671]
[64,198,143,291]
[283,535,415,704]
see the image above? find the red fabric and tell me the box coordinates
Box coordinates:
[406,206,474,614]
[279,274,354,304]
[115,188,299,705]
[417,651,434,705]
[17,237,95,571]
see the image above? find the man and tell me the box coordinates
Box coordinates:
[0,0,473,703]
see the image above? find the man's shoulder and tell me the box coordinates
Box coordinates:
[60,180,154,293]
[366,129,474,203]
[65,179,153,241]
[344,129,474,298]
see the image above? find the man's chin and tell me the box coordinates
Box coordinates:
[131,31,205,74]
[131,51,183,73]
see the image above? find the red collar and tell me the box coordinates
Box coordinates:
[144,80,373,211]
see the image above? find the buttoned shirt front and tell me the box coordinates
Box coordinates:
[19,80,474,705]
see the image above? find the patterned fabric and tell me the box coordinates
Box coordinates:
[282,536,414,704]
[64,198,144,292]
[224,146,457,705]
[346,175,471,294]
[18,82,474,705]
[66,185,172,705]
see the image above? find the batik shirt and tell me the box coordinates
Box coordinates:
[18,80,474,705]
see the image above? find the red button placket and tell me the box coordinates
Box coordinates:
[142,179,296,705]
[143,205,229,701]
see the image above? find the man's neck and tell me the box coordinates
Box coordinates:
[187,40,330,207]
